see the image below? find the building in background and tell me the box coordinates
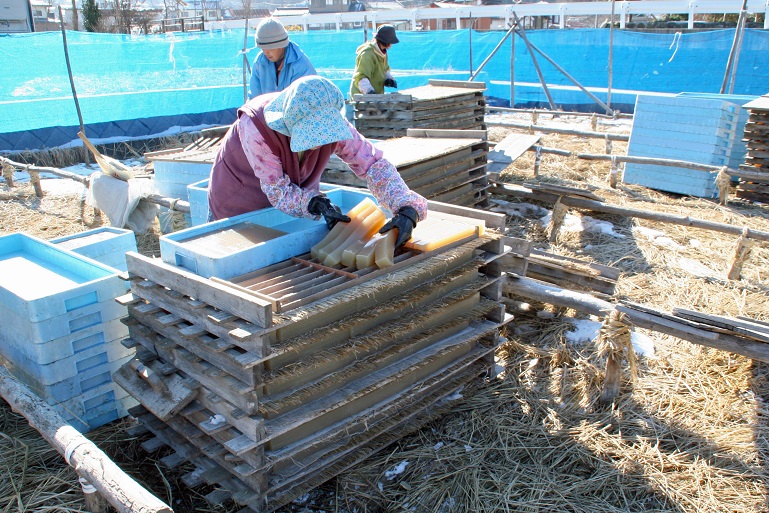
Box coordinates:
[1,0,36,32]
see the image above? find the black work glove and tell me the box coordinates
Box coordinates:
[383,78,397,88]
[379,206,418,249]
[308,195,351,230]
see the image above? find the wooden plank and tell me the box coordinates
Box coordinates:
[672,308,769,343]
[406,129,488,140]
[112,357,199,422]
[427,199,505,231]
[428,79,486,90]
[126,252,273,329]
[488,133,541,163]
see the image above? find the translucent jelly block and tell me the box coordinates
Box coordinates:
[355,233,384,270]
[403,217,479,252]
[323,206,386,267]
[374,230,399,269]
[312,198,377,262]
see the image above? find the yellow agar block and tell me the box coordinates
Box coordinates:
[310,197,377,261]
[323,205,386,267]
[374,229,398,268]
[340,209,387,268]
[355,233,384,270]
[403,217,478,252]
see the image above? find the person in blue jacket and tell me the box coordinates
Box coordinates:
[248,17,316,99]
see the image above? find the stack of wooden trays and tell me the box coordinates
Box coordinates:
[352,80,486,139]
[113,200,512,513]
[736,94,769,202]
[324,129,490,209]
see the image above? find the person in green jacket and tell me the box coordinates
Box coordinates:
[349,24,399,97]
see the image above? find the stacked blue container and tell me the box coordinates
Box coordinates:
[624,95,741,198]
[50,226,138,272]
[0,233,136,432]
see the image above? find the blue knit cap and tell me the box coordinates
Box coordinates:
[264,76,352,152]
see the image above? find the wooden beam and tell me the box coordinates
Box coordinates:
[0,365,173,513]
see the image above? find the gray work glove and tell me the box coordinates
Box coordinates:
[308,195,351,230]
[383,78,398,88]
[379,206,418,249]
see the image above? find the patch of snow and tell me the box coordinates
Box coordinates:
[385,461,409,480]
[565,318,601,345]
[540,212,625,238]
[536,310,555,319]
[631,331,656,357]
[463,444,473,452]
[634,225,683,249]
[433,442,444,451]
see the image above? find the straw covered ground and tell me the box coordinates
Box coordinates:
[1,112,768,512]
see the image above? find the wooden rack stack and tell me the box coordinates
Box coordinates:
[736,94,769,203]
[352,80,486,139]
[324,129,490,209]
[113,203,511,512]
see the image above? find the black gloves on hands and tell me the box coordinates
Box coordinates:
[383,78,398,89]
[308,195,351,230]
[379,206,418,249]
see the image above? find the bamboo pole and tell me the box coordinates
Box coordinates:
[512,12,556,110]
[720,0,748,94]
[486,121,629,141]
[58,6,89,165]
[489,181,769,243]
[577,152,726,173]
[504,276,769,362]
[469,21,516,82]
[0,365,173,513]
[0,157,90,184]
[487,106,632,119]
[607,0,615,113]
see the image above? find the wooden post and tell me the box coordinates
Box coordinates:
[590,113,597,131]
[0,365,173,513]
[600,353,622,404]
[608,156,619,188]
[1,161,13,188]
[726,227,752,281]
[533,145,542,176]
[29,170,44,198]
[548,196,566,243]
[605,134,613,155]
[81,477,109,513]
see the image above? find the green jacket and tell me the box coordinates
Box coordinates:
[350,40,390,97]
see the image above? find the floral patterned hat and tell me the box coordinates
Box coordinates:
[264,76,352,153]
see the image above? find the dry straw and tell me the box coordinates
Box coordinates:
[1,115,768,512]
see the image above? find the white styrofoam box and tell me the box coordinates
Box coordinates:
[0,317,128,364]
[53,382,138,433]
[50,227,137,272]
[187,178,210,227]
[160,188,375,279]
[0,233,126,322]
[0,297,127,344]
[4,351,135,403]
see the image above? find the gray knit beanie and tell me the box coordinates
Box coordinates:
[256,18,289,49]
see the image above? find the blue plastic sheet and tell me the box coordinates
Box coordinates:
[1,28,767,150]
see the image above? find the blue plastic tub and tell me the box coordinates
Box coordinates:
[160,188,375,279]
[50,227,137,272]
[0,233,126,322]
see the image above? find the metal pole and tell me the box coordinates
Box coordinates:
[512,12,556,110]
[468,12,473,78]
[510,23,515,108]
[242,18,250,104]
[607,0,615,113]
[58,6,88,164]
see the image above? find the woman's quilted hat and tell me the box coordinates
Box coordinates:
[264,76,352,153]
[255,18,289,49]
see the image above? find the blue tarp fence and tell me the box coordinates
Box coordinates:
[1,28,767,151]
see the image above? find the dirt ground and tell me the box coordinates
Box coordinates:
[1,112,768,512]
